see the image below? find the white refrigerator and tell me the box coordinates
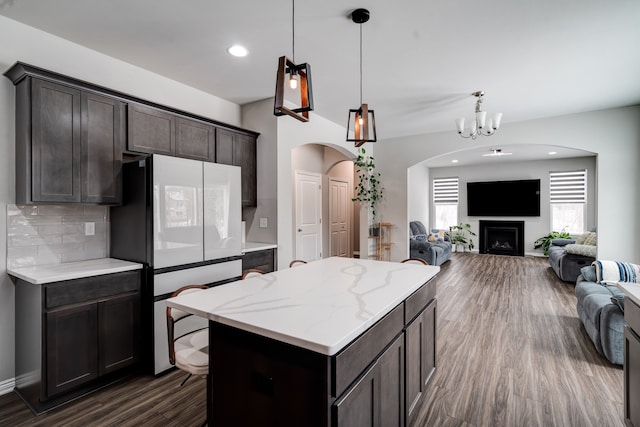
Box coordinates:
[111,154,242,374]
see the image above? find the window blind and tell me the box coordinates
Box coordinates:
[550,170,586,204]
[433,177,459,204]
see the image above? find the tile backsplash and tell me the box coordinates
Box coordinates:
[7,204,109,269]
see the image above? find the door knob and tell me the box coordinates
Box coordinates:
[298,229,302,232]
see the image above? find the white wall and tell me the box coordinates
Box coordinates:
[241,99,278,245]
[376,106,640,263]
[0,16,241,389]
[408,164,430,225]
[275,108,365,269]
[428,156,597,256]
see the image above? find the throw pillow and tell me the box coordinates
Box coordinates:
[428,229,446,242]
[593,260,640,284]
[582,232,597,246]
[551,238,575,247]
[565,244,597,258]
[580,265,597,282]
[575,232,590,245]
[414,234,428,241]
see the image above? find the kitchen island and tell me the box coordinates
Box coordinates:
[167,257,439,426]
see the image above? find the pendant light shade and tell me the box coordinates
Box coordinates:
[274,0,314,122]
[347,8,377,146]
[347,104,376,147]
[274,56,313,122]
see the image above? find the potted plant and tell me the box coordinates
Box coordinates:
[534,229,572,256]
[352,147,384,230]
[448,223,477,252]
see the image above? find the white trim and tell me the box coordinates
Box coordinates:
[0,377,15,396]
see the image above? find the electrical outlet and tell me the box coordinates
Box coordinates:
[259,218,268,228]
[85,222,95,236]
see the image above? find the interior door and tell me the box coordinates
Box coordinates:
[330,178,350,257]
[295,171,322,261]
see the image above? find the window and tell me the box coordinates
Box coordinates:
[433,177,458,230]
[549,170,586,234]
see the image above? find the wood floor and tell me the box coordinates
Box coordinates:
[0,253,624,426]
[412,253,624,426]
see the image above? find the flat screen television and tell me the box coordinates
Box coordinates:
[467,179,540,217]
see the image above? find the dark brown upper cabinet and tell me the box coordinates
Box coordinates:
[127,103,175,156]
[175,116,216,162]
[5,62,258,206]
[28,79,82,203]
[216,128,257,207]
[81,92,124,204]
[11,75,123,205]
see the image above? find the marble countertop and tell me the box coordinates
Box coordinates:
[8,258,144,284]
[167,257,439,356]
[242,241,277,253]
[616,282,640,307]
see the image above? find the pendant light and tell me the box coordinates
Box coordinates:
[274,0,314,122]
[347,8,377,146]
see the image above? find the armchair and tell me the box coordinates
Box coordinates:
[409,221,452,266]
[548,230,597,282]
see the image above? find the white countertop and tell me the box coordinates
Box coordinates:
[167,257,439,356]
[616,282,640,307]
[8,258,144,284]
[242,241,277,253]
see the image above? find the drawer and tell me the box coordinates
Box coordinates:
[333,303,404,398]
[404,277,436,324]
[46,271,140,309]
[626,297,640,335]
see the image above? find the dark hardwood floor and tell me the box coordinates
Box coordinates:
[0,253,624,426]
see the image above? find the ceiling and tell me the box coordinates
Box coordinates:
[1,0,639,144]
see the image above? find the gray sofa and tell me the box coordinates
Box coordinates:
[409,221,452,266]
[548,231,597,282]
[575,265,624,365]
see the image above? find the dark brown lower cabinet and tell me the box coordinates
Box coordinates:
[208,277,436,426]
[333,335,404,427]
[14,270,141,414]
[405,299,437,425]
[625,298,640,427]
[46,303,99,397]
[242,248,276,274]
[98,293,140,375]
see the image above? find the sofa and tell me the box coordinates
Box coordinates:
[575,261,629,365]
[548,230,597,282]
[409,221,452,266]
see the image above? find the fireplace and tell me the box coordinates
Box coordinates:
[479,220,524,256]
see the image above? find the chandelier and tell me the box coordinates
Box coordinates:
[455,91,502,140]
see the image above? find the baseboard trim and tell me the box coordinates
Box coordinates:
[0,377,15,396]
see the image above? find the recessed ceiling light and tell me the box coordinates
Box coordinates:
[227,45,248,57]
[548,151,557,155]
[451,159,459,163]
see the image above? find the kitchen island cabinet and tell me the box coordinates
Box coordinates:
[10,259,142,414]
[167,257,438,426]
[617,283,640,427]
